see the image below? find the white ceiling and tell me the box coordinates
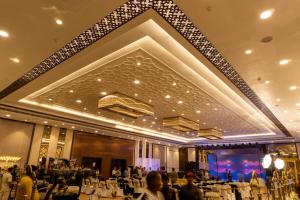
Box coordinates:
[0,0,299,143]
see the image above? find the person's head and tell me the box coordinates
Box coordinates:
[146,171,162,192]
[161,173,169,186]
[25,165,33,176]
[186,171,195,184]
[172,168,175,172]
[7,167,13,173]
[113,166,117,170]
[252,171,258,179]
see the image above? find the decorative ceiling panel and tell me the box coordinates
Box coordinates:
[31,49,269,138]
[0,0,290,137]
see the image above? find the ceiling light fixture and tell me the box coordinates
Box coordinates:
[136,62,141,66]
[69,90,74,93]
[0,30,9,38]
[178,100,183,104]
[55,18,63,25]
[9,58,20,63]
[75,99,82,103]
[133,80,140,84]
[97,78,102,82]
[101,92,107,95]
[260,9,274,20]
[48,98,53,101]
[196,110,201,114]
[44,121,48,124]
[289,86,298,91]
[71,126,75,129]
[83,107,87,111]
[296,103,300,107]
[276,98,281,102]
[181,113,184,116]
[134,93,138,97]
[165,95,171,99]
[279,59,290,65]
[245,49,252,55]
[172,82,176,86]
[5,114,11,117]
[186,90,190,93]
[172,109,176,112]
[265,80,271,84]
[148,99,152,103]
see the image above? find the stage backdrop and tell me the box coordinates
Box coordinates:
[208,148,265,181]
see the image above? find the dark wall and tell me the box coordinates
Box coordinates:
[179,148,188,171]
[71,131,135,177]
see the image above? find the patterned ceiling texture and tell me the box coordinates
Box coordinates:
[0,0,291,136]
[32,50,268,138]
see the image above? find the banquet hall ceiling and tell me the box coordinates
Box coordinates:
[0,0,299,143]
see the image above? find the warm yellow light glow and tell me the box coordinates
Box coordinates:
[260,9,274,20]
[289,86,298,91]
[262,154,272,169]
[274,158,284,169]
[133,80,140,84]
[279,59,290,65]
[75,99,82,103]
[0,30,9,38]
[245,49,252,54]
[10,58,20,63]
[55,18,63,25]
[165,95,171,99]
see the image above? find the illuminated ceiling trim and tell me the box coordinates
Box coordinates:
[163,117,199,132]
[0,0,290,136]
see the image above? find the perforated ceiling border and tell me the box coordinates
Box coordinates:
[0,0,291,137]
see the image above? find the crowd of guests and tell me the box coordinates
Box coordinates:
[0,165,39,200]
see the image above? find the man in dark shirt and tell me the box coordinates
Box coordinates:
[179,172,203,200]
[161,174,176,200]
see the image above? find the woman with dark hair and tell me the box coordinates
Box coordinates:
[15,165,39,200]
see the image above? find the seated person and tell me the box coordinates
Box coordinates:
[141,171,164,200]
[161,174,176,200]
[179,172,203,200]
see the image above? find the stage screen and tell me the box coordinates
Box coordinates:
[208,148,265,181]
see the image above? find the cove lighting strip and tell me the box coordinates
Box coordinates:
[20,99,275,143]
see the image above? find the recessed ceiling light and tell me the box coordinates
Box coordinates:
[279,59,290,65]
[181,113,184,116]
[62,123,65,125]
[245,49,252,55]
[136,62,141,66]
[83,107,87,111]
[24,119,28,122]
[9,58,20,63]
[260,9,274,20]
[95,130,98,133]
[134,93,138,97]
[172,109,176,112]
[71,126,75,129]
[0,30,9,38]
[133,80,140,84]
[196,110,201,114]
[55,18,63,25]
[214,108,218,111]
[276,98,281,102]
[54,124,58,127]
[172,82,176,86]
[142,119,147,122]
[178,100,183,104]
[122,118,125,121]
[296,103,300,107]
[151,121,156,124]
[196,120,199,122]
[289,86,298,91]
[186,90,190,93]
[69,90,74,93]
[75,99,82,103]
[206,103,210,106]
[202,122,206,125]
[5,114,11,117]
[101,91,107,95]
[265,80,271,84]
[44,121,48,124]
[48,98,53,101]
[165,95,171,99]
[154,117,158,120]
[148,99,152,103]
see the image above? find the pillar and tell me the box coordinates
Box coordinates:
[28,124,44,165]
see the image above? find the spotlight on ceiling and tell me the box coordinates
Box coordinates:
[279,59,290,65]
[289,86,298,91]
[245,49,252,55]
[0,30,9,38]
[260,9,274,20]
[55,18,63,25]
[9,58,20,63]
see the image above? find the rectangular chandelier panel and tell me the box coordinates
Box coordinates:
[198,128,224,140]
[98,93,154,118]
[163,117,199,132]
